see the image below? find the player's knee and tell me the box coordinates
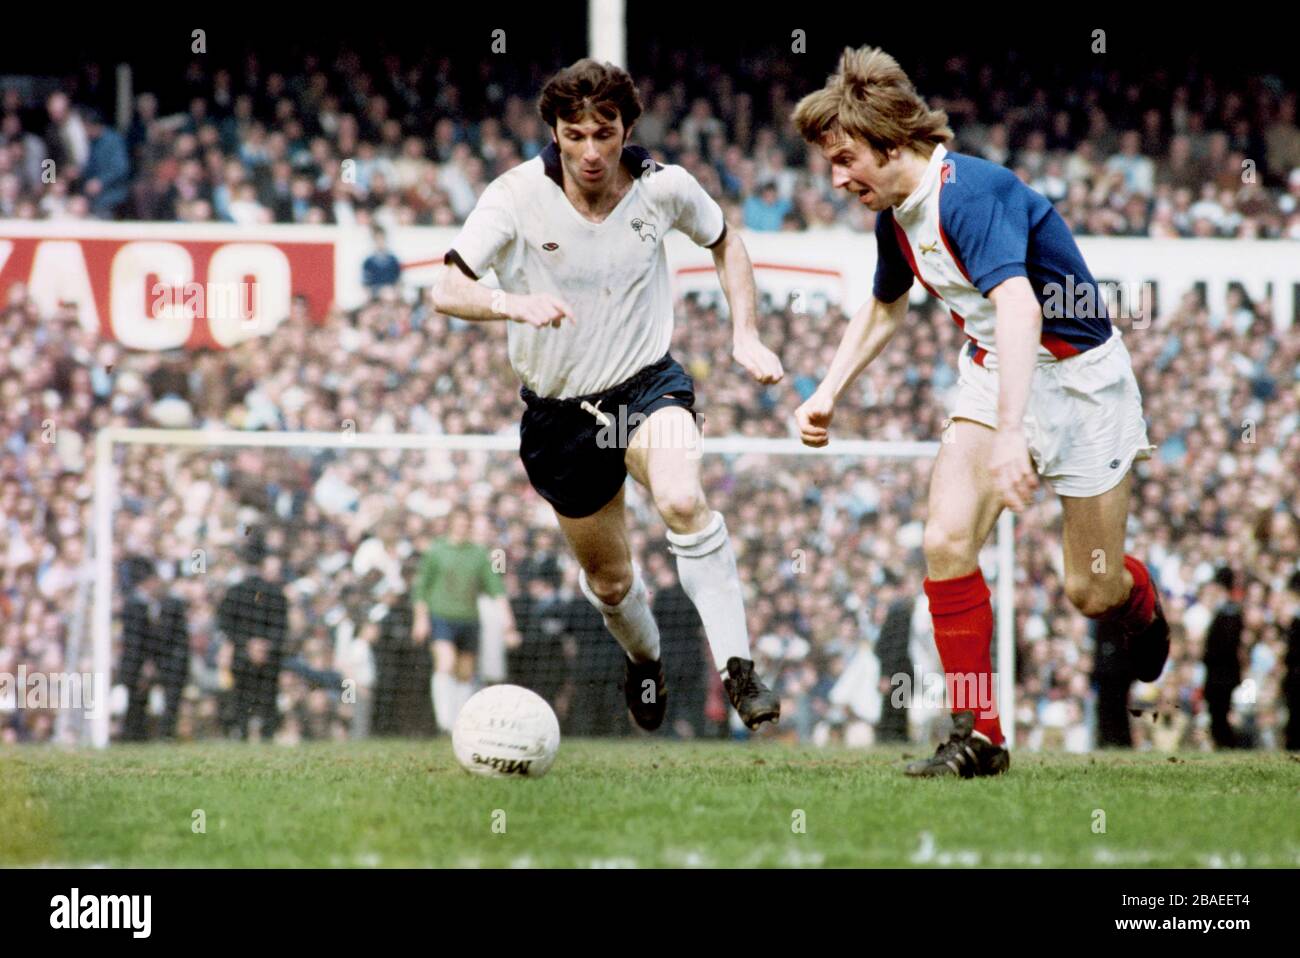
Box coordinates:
[1065,572,1122,618]
[584,563,634,607]
[654,487,708,533]
[432,643,455,673]
[922,524,980,575]
[455,655,475,682]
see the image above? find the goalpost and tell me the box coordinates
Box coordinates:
[90,427,1016,749]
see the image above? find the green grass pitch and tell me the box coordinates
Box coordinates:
[3,740,1298,867]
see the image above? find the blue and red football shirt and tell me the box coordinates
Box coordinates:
[873,144,1112,368]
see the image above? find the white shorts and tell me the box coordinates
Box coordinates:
[949,329,1156,498]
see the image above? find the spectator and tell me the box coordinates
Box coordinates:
[1158,134,1205,191]
[874,594,914,744]
[43,91,89,175]
[743,180,791,231]
[0,46,1295,237]
[1203,567,1244,749]
[216,541,290,740]
[1265,94,1300,184]
[125,92,158,160]
[370,585,428,737]
[362,225,402,298]
[80,109,131,219]
[636,93,674,152]
[679,98,724,158]
[118,556,190,741]
[507,573,569,713]
[1092,616,1133,748]
[1106,130,1156,196]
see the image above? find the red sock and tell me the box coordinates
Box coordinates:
[1095,555,1157,632]
[923,569,1003,746]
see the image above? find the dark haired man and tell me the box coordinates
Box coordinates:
[119,556,190,740]
[216,541,290,740]
[433,59,783,732]
[1202,567,1243,749]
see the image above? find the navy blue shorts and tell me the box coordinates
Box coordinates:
[430,615,479,652]
[519,352,699,519]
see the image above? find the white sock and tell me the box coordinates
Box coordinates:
[452,679,476,726]
[667,510,752,672]
[432,671,455,732]
[579,566,661,663]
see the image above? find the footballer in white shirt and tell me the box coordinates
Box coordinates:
[433,59,784,732]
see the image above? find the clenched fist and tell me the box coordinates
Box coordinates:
[795,390,835,447]
[496,291,575,329]
[732,334,784,384]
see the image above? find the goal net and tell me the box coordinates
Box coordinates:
[87,429,1016,748]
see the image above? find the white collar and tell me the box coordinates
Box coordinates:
[895,144,948,218]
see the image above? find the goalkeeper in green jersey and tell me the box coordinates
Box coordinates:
[411,510,520,731]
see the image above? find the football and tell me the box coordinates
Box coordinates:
[452,685,561,779]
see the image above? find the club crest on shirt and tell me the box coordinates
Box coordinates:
[542,242,559,251]
[631,218,658,243]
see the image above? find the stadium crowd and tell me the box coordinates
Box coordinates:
[3,274,1298,749]
[2,47,1300,237]
[2,46,1299,749]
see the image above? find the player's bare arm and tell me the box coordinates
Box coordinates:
[431,58,782,734]
[795,292,907,447]
[710,228,783,384]
[412,598,430,643]
[431,266,575,329]
[987,276,1042,513]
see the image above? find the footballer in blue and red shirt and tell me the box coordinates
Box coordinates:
[792,46,1170,777]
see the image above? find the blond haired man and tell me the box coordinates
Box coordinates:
[792,47,1169,776]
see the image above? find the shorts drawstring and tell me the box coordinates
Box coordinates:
[580,400,613,428]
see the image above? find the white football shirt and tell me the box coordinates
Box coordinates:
[445,143,726,398]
